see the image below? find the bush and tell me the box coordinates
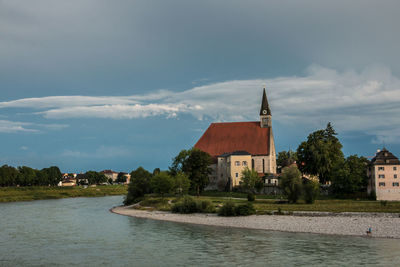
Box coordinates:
[303,180,319,204]
[197,200,216,213]
[369,190,377,200]
[218,201,237,216]
[381,200,388,207]
[247,193,255,202]
[171,196,198,214]
[235,203,256,216]
[280,166,302,203]
[218,201,256,216]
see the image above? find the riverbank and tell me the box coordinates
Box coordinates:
[112,205,400,239]
[0,185,127,202]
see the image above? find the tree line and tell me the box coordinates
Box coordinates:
[0,165,62,187]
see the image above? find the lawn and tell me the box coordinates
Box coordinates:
[134,195,400,214]
[0,185,128,203]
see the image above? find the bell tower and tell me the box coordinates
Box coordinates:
[260,87,271,128]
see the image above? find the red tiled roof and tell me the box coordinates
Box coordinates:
[194,121,270,158]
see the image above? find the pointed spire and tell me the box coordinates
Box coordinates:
[259,87,271,116]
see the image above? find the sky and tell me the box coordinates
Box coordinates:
[1,0,400,173]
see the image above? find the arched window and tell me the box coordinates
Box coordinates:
[262,159,265,173]
[252,159,254,169]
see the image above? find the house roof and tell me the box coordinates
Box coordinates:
[370,148,400,165]
[194,121,270,159]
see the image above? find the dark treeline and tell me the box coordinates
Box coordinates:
[0,165,62,187]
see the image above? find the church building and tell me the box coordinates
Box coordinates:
[194,88,277,190]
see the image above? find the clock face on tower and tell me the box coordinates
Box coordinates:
[262,110,267,115]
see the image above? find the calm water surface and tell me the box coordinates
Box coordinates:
[0,196,399,266]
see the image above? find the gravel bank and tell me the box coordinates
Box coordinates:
[111,206,400,239]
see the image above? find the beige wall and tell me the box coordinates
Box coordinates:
[368,165,400,201]
[228,155,252,187]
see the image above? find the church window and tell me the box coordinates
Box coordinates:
[252,159,254,169]
[242,161,247,166]
[262,159,265,173]
[235,173,238,178]
[379,182,385,187]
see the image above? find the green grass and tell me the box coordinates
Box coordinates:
[134,194,400,214]
[0,185,128,203]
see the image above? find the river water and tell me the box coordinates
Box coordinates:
[0,196,399,266]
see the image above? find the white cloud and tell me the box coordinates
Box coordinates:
[1,65,400,143]
[0,120,38,133]
[0,119,68,133]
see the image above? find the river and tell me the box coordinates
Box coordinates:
[0,196,399,266]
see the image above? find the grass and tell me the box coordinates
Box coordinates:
[134,194,400,214]
[0,185,128,203]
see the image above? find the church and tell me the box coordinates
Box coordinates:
[195,88,277,190]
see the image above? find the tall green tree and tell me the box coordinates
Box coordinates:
[85,171,107,185]
[41,166,62,186]
[150,172,175,198]
[17,166,37,186]
[170,148,212,196]
[0,165,18,186]
[124,166,152,205]
[277,150,298,173]
[240,167,260,193]
[297,122,344,184]
[331,155,369,195]
[280,165,303,203]
[174,172,191,195]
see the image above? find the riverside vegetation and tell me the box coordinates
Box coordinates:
[0,185,127,202]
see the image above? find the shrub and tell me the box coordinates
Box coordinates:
[280,166,303,203]
[380,200,388,207]
[218,201,237,216]
[369,190,377,200]
[235,203,256,216]
[303,180,319,204]
[171,196,198,214]
[247,193,255,202]
[197,200,216,213]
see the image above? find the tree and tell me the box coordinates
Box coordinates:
[331,155,369,196]
[280,165,303,203]
[297,122,344,184]
[152,168,161,176]
[170,148,212,196]
[277,150,298,171]
[41,166,62,186]
[116,172,127,184]
[240,167,260,193]
[85,171,107,185]
[174,172,191,195]
[303,179,319,204]
[0,165,18,186]
[17,166,37,186]
[124,167,152,205]
[150,172,175,198]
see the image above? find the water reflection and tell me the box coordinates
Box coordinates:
[1,196,399,266]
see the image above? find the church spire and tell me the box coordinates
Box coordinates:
[259,87,271,116]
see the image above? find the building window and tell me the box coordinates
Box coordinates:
[262,159,265,173]
[394,167,397,171]
[235,161,240,166]
[235,173,238,178]
[378,174,385,179]
[378,167,385,171]
[242,161,247,166]
[379,182,385,187]
[395,174,398,179]
[252,159,254,169]
[393,182,399,187]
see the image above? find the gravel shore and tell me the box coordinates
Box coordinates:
[111,206,400,239]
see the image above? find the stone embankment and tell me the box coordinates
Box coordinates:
[111,206,400,239]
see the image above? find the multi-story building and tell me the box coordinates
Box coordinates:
[195,88,277,190]
[367,148,400,201]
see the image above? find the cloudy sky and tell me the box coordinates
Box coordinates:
[1,0,400,173]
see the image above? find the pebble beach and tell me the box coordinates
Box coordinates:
[112,205,400,239]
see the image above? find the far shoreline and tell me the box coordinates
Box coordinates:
[111,205,400,239]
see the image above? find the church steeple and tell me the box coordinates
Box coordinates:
[260,87,272,128]
[259,87,271,116]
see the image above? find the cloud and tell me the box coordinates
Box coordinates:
[1,65,400,143]
[0,120,39,133]
[0,119,68,133]
[61,146,130,159]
